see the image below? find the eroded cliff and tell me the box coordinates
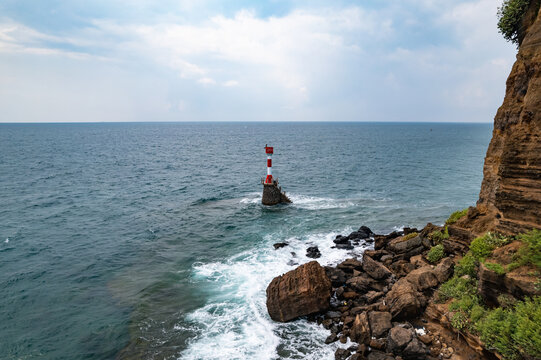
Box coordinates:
[472,0,541,234]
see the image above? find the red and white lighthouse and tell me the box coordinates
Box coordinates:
[265,144,273,184]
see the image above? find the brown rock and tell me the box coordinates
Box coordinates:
[363,255,392,280]
[364,290,384,304]
[388,235,422,254]
[410,255,428,268]
[266,261,331,322]
[433,257,455,283]
[350,312,370,344]
[405,266,439,291]
[337,258,364,273]
[403,338,427,359]
[347,274,377,293]
[368,311,392,338]
[418,334,433,345]
[385,278,426,320]
[370,338,387,350]
[386,326,413,353]
[367,351,395,360]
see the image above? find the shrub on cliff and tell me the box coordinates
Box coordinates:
[497,0,531,45]
[455,253,477,277]
[445,208,468,225]
[470,232,509,260]
[430,227,449,243]
[427,244,445,263]
[508,229,541,270]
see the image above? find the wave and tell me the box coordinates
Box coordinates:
[179,228,371,359]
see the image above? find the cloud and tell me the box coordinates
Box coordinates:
[0,0,517,122]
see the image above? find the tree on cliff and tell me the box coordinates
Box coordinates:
[497,0,536,45]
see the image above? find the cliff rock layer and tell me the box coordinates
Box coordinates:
[475,0,541,234]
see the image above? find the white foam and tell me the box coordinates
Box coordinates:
[239,192,261,204]
[4,238,8,244]
[415,327,426,336]
[288,194,356,210]
[179,228,371,359]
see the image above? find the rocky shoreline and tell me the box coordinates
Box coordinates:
[266,220,540,360]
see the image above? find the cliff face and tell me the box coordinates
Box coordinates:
[474,0,541,234]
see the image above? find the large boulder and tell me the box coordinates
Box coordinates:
[405,266,439,291]
[362,255,392,280]
[266,261,331,322]
[350,312,371,344]
[386,326,413,353]
[387,235,423,254]
[368,311,392,338]
[385,278,426,320]
[433,257,455,283]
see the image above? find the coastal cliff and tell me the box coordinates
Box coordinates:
[472,0,541,234]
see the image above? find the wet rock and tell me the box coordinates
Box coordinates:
[334,235,349,244]
[335,348,351,360]
[362,255,392,280]
[386,326,413,353]
[325,332,338,344]
[273,242,289,249]
[355,226,374,239]
[336,242,354,250]
[368,311,392,338]
[385,278,426,320]
[325,311,342,319]
[306,246,321,259]
[266,261,331,322]
[350,312,370,344]
[325,267,347,287]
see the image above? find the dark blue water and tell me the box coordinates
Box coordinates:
[0,122,491,359]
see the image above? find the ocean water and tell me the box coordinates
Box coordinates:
[0,122,492,360]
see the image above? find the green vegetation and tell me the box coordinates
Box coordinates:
[430,227,449,243]
[497,294,517,309]
[477,307,517,359]
[427,244,445,263]
[438,275,477,302]
[485,262,507,275]
[508,229,541,270]
[497,0,531,45]
[470,232,509,260]
[513,296,541,358]
[402,232,419,241]
[455,253,478,277]
[446,208,468,225]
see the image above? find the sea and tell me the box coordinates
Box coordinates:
[0,122,492,360]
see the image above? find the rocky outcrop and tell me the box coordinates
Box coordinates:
[262,182,291,206]
[266,261,331,322]
[470,0,541,235]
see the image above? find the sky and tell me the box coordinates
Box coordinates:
[0,0,516,123]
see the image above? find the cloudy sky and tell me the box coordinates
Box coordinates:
[0,0,516,122]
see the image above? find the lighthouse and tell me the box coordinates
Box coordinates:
[265,144,273,184]
[261,144,291,205]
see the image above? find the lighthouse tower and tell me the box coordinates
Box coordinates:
[261,144,291,205]
[265,145,273,184]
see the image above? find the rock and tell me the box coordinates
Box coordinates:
[403,338,427,359]
[362,255,392,280]
[386,326,413,353]
[325,332,338,344]
[350,354,363,360]
[346,274,376,293]
[385,278,425,320]
[337,258,364,273]
[418,334,433,345]
[367,351,395,360]
[369,338,386,350]
[364,291,384,304]
[334,235,349,244]
[336,242,354,250]
[433,257,454,283]
[266,261,331,322]
[262,181,291,205]
[405,266,439,291]
[410,255,428,268]
[273,242,289,250]
[387,235,422,254]
[368,311,392,338]
[306,246,321,259]
[350,312,370,344]
[335,348,351,360]
[363,249,389,260]
[356,226,374,239]
[325,311,342,319]
[325,267,347,287]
